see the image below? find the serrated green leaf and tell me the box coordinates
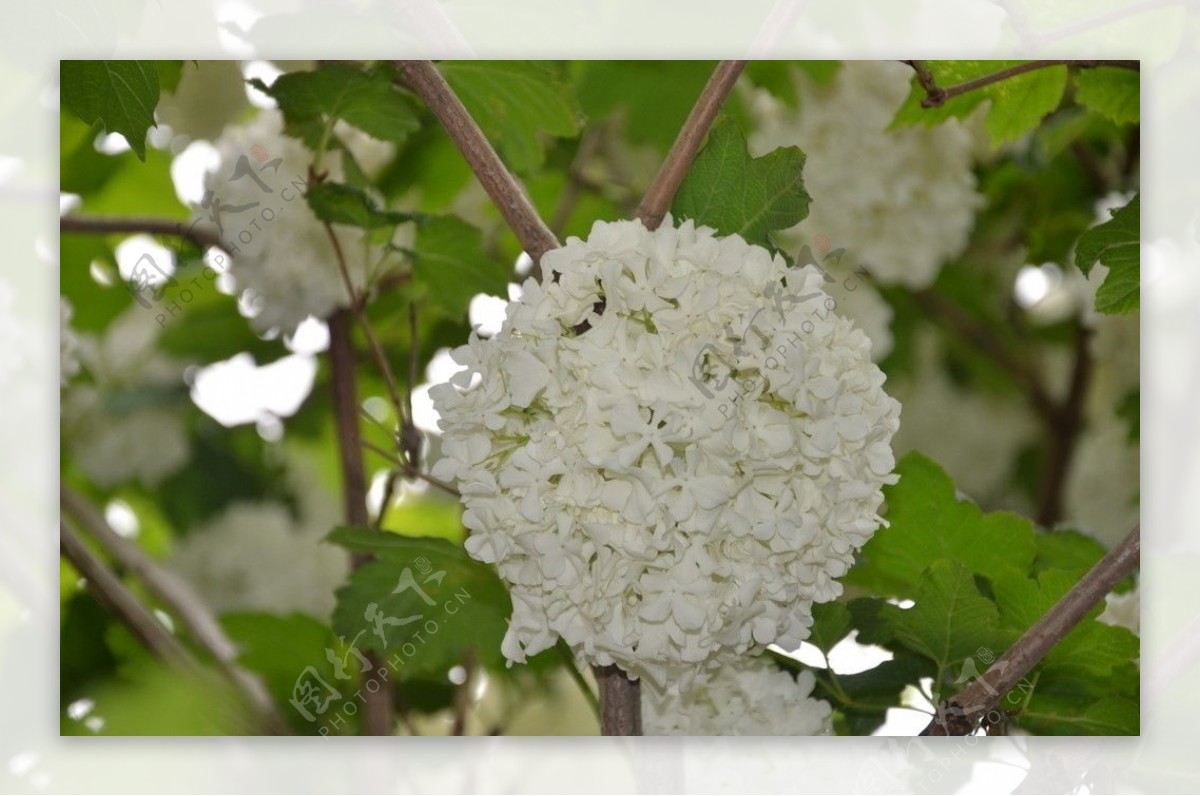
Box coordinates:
[61,60,160,160]
[819,653,934,736]
[847,452,1037,596]
[1033,529,1107,576]
[671,118,810,249]
[441,61,581,174]
[328,529,511,678]
[1075,194,1139,314]
[411,215,509,319]
[1075,67,1140,126]
[251,64,420,146]
[305,182,421,230]
[1018,694,1138,735]
[881,560,1004,670]
[892,61,1068,147]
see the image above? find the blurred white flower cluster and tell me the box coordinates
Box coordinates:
[60,306,192,488]
[748,60,983,358]
[202,110,398,335]
[1098,583,1140,637]
[642,656,832,735]
[167,458,348,618]
[431,217,900,687]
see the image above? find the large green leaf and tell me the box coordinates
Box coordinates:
[328,528,511,679]
[61,60,160,160]
[1018,693,1138,735]
[671,118,810,249]
[1075,193,1139,314]
[847,452,1037,596]
[221,612,347,735]
[575,61,716,151]
[818,653,934,736]
[440,61,581,174]
[880,560,1004,672]
[250,64,420,146]
[411,215,509,319]
[1074,67,1140,126]
[892,61,1068,147]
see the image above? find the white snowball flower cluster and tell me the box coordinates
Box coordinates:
[431,217,900,686]
[643,656,832,735]
[749,61,982,290]
[61,306,191,488]
[168,456,348,617]
[60,297,81,388]
[201,109,399,335]
[169,501,349,618]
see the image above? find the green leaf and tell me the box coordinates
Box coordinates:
[440,61,581,174]
[1074,67,1140,126]
[807,601,853,655]
[744,61,841,108]
[61,60,160,160]
[251,64,420,146]
[847,452,1037,596]
[892,61,1068,147]
[156,60,186,93]
[221,612,347,734]
[328,529,512,678]
[671,118,810,249]
[1032,529,1107,576]
[1018,693,1138,735]
[818,653,933,736]
[576,61,716,151]
[305,182,421,230]
[881,560,1004,671]
[1075,194,1139,314]
[411,215,510,319]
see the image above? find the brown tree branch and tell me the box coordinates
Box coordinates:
[909,287,1057,420]
[903,59,1140,109]
[1036,325,1093,526]
[61,214,225,253]
[327,308,394,736]
[637,60,748,231]
[593,664,643,736]
[922,524,1140,735]
[394,60,560,266]
[61,521,193,665]
[60,485,285,730]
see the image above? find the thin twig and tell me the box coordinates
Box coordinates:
[60,214,225,252]
[323,220,408,428]
[909,288,1056,420]
[60,486,285,730]
[451,647,477,736]
[61,521,194,664]
[394,60,560,266]
[1036,325,1093,526]
[637,60,748,231]
[903,60,1140,109]
[327,308,394,735]
[362,439,461,497]
[921,524,1140,735]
